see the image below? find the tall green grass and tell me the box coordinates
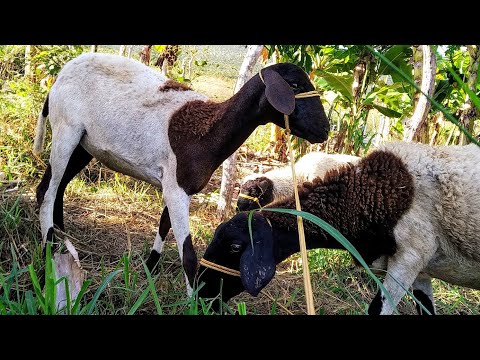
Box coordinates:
[0,235,244,315]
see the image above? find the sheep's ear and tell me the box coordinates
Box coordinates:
[262,68,295,115]
[258,177,271,191]
[239,220,276,296]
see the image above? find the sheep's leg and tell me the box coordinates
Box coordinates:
[368,257,423,315]
[162,186,196,296]
[38,127,85,249]
[368,247,436,315]
[52,144,93,230]
[412,273,435,315]
[368,214,437,315]
[145,206,171,273]
[37,144,92,231]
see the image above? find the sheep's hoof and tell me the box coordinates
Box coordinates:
[146,250,161,275]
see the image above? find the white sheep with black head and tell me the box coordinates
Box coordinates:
[32,52,330,294]
[237,151,360,211]
[197,142,480,314]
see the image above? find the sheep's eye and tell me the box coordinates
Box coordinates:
[231,243,242,253]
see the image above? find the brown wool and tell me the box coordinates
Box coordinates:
[169,100,229,139]
[159,80,191,92]
[263,150,415,241]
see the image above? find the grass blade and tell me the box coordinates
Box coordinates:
[269,298,277,315]
[44,244,57,315]
[54,276,71,314]
[247,209,255,249]
[83,269,122,315]
[28,263,45,310]
[0,299,6,314]
[123,254,130,290]
[25,290,37,315]
[71,279,92,315]
[237,302,247,315]
[127,287,150,315]
[141,260,163,315]
[445,64,480,110]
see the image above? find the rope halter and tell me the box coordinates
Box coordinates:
[199,258,241,277]
[237,193,262,208]
[258,68,321,101]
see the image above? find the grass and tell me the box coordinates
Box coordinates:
[1,45,479,315]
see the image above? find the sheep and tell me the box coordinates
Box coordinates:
[32,52,330,294]
[237,151,360,211]
[196,142,480,314]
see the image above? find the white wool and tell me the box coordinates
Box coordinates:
[35,53,207,187]
[372,141,480,314]
[242,151,361,200]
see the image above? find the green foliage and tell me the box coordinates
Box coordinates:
[0,45,27,80]
[1,45,86,94]
[268,45,414,154]
[315,68,353,102]
[367,45,480,146]
[371,104,402,118]
[32,45,85,79]
[377,45,413,84]
[1,195,23,232]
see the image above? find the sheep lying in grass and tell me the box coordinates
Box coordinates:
[32,52,330,293]
[196,142,480,314]
[237,151,360,211]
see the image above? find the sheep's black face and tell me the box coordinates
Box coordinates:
[264,63,330,144]
[236,177,274,212]
[196,212,276,311]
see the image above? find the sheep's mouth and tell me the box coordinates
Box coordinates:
[293,127,329,144]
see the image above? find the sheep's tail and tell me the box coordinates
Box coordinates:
[33,94,49,155]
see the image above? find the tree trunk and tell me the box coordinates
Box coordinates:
[216,45,264,221]
[403,45,437,142]
[91,45,98,53]
[458,45,480,145]
[372,75,393,147]
[119,45,127,56]
[127,45,133,58]
[24,45,31,79]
